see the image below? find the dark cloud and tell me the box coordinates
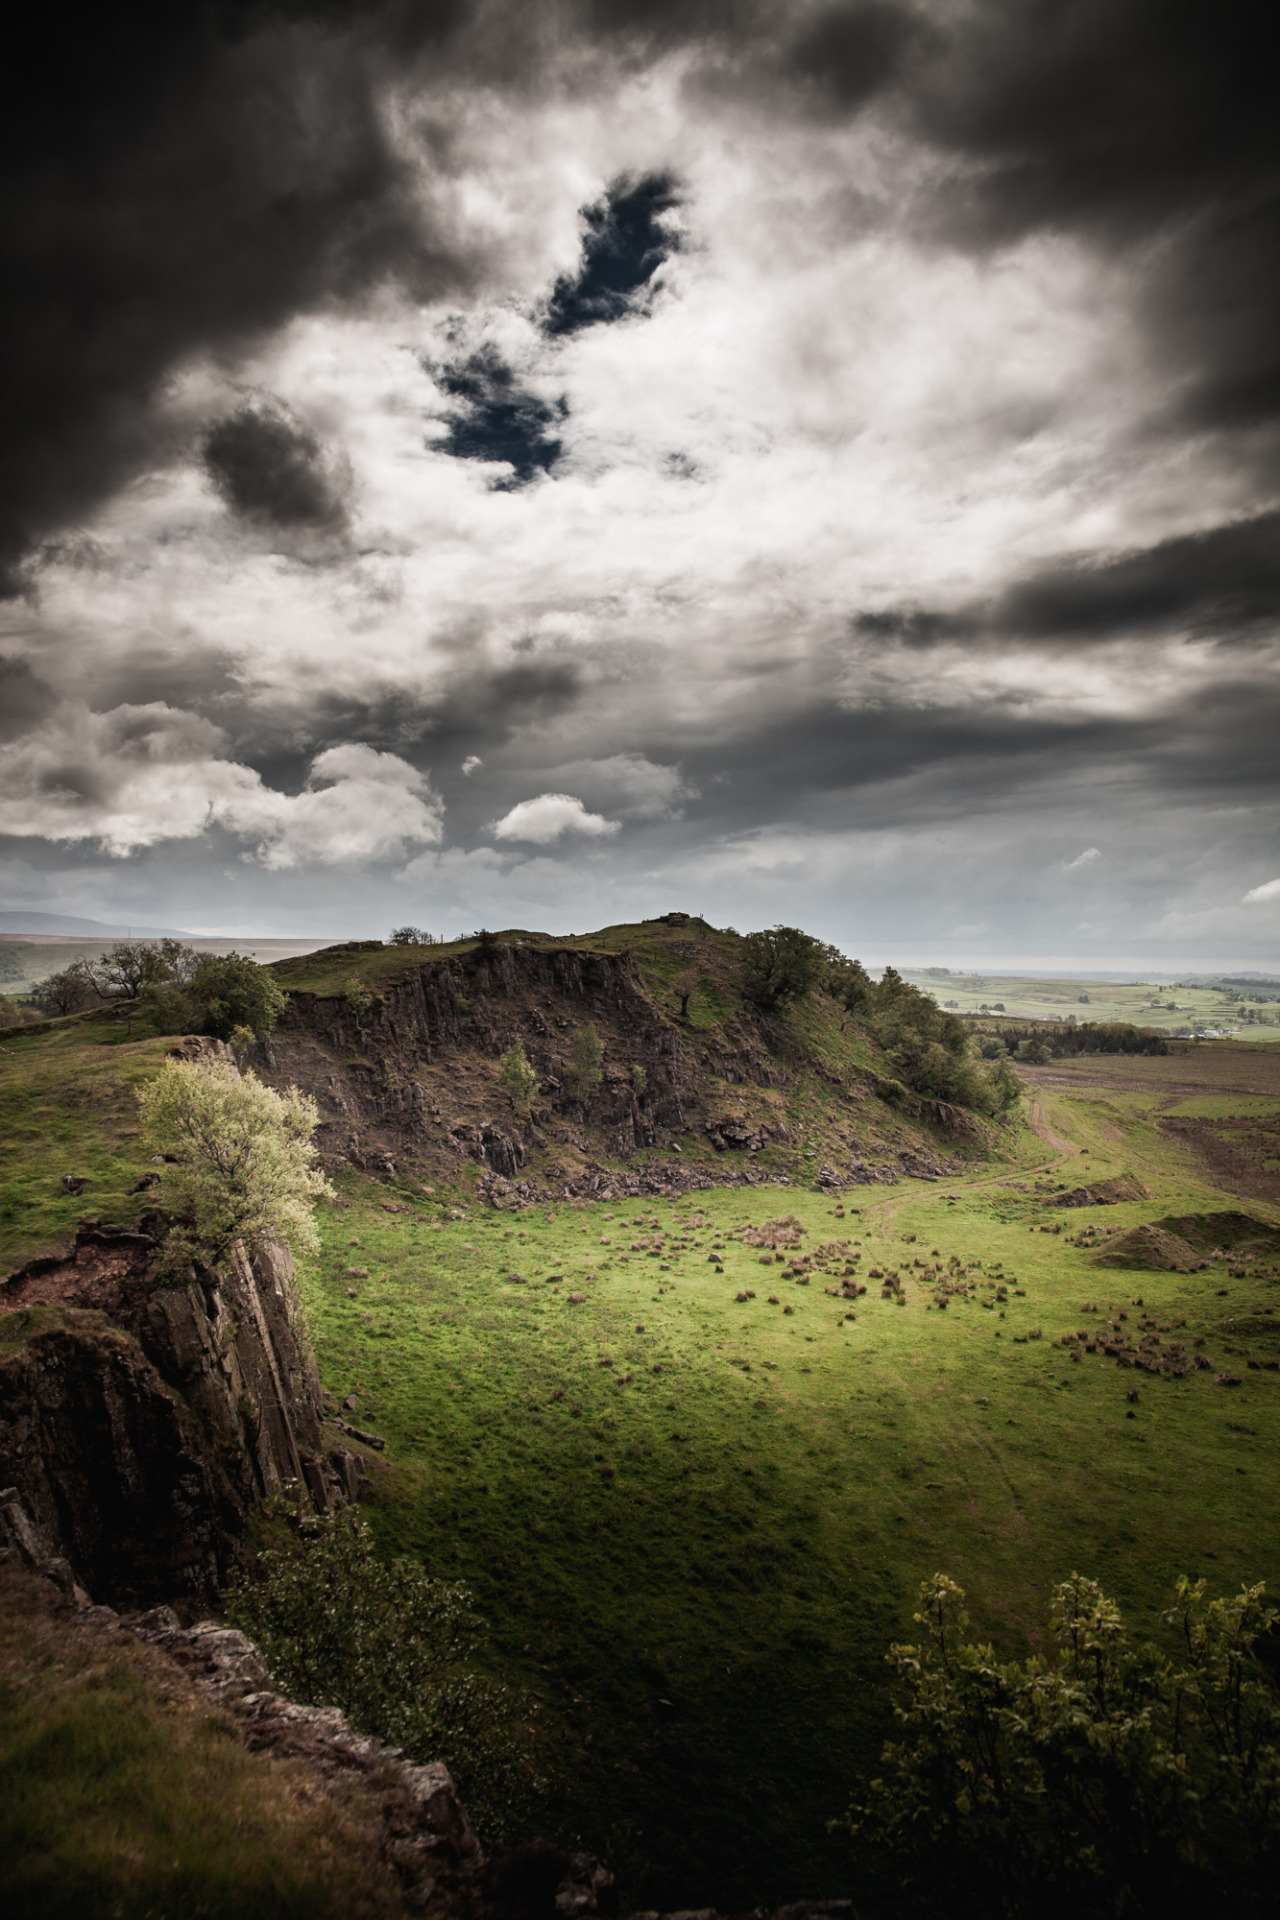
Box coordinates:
[853,513,1280,650]
[430,346,565,487]
[899,1,1280,441]
[204,399,351,532]
[990,513,1280,643]
[543,172,680,336]
[781,2,920,112]
[0,659,57,743]
[0,0,472,591]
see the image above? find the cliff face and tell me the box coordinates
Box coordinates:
[272,939,974,1199]
[0,1222,361,1607]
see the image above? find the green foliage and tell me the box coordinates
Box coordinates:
[188,951,286,1040]
[859,968,1018,1115]
[225,1509,540,1844]
[137,1056,332,1268]
[630,1062,648,1096]
[740,926,824,1009]
[821,945,873,1014]
[847,1570,1280,1918]
[563,1022,603,1103]
[30,958,99,1015]
[498,1038,538,1116]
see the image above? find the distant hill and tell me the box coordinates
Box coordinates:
[0,912,191,937]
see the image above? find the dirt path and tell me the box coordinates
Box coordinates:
[1025,1089,1074,1155]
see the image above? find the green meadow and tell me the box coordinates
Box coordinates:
[300,1065,1280,1906]
[3,1016,1279,1908]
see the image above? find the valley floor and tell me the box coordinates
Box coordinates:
[299,1044,1280,1907]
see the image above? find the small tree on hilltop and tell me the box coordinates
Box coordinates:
[739,926,823,1010]
[147,951,286,1041]
[138,1056,333,1270]
[563,1023,603,1104]
[498,1039,537,1116]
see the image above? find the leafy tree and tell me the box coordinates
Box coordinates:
[389,925,439,945]
[821,945,873,1014]
[187,951,285,1039]
[148,951,286,1040]
[739,926,824,1009]
[30,958,99,1015]
[225,1508,540,1844]
[562,1022,603,1103]
[845,1570,1280,1919]
[137,1055,332,1269]
[498,1039,538,1116]
[95,937,198,1000]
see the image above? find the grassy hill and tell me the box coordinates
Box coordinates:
[2,925,1279,1910]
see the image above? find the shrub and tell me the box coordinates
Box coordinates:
[225,1509,541,1844]
[740,926,824,1009]
[498,1039,538,1116]
[563,1023,603,1103]
[389,925,439,945]
[137,1056,332,1269]
[845,1570,1280,1919]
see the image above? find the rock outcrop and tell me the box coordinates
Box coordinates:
[0,1220,362,1606]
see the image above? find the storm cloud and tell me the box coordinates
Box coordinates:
[1,1,1277,965]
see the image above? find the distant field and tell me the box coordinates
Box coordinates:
[902,968,1280,1040]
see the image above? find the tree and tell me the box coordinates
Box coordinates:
[186,951,285,1040]
[673,965,699,1019]
[821,945,873,1014]
[389,926,438,945]
[137,1056,333,1269]
[497,1039,537,1116]
[225,1508,539,1844]
[739,926,824,1010]
[844,1570,1280,1919]
[95,937,197,1000]
[562,1023,603,1103]
[30,958,99,1015]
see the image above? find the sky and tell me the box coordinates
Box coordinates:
[1,0,1277,969]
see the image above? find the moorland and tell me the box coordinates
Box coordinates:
[2,918,1278,1913]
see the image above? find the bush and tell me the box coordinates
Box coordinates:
[562,1023,603,1103]
[740,926,824,1009]
[845,1570,1280,1919]
[389,925,439,945]
[137,1056,332,1269]
[225,1509,541,1844]
[498,1039,538,1116]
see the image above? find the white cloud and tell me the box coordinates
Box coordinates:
[0,707,442,868]
[537,753,696,821]
[1243,877,1280,903]
[461,755,483,775]
[490,792,620,844]
[1065,847,1103,870]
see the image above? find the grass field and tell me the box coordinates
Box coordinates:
[902,968,1280,1039]
[295,1050,1280,1906]
[4,1021,1280,1909]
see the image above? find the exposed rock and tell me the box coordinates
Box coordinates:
[0,1222,352,1606]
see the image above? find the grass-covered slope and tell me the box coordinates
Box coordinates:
[0,1566,415,1919]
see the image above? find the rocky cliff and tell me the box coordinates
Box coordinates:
[270,933,976,1201]
[0,1219,362,1607]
